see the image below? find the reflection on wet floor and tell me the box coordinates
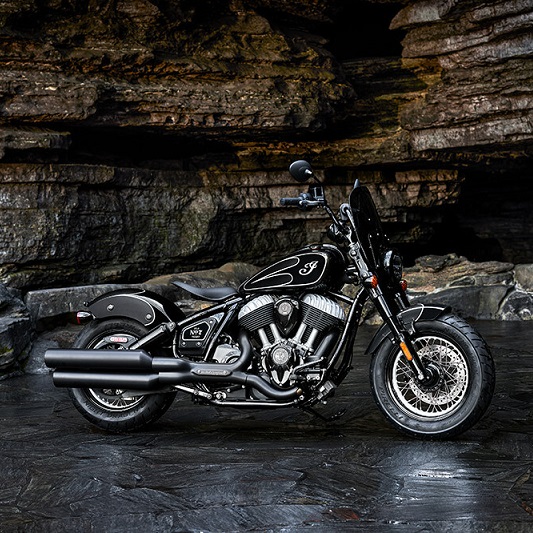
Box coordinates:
[1,321,533,531]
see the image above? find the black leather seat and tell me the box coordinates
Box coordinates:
[172,281,239,302]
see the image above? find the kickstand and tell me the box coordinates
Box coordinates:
[302,406,347,423]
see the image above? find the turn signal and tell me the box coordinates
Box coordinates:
[400,341,413,361]
[400,279,408,291]
[369,275,379,289]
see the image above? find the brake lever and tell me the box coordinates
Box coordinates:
[297,193,321,211]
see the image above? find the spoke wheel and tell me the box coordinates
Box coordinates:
[390,336,469,420]
[67,319,176,432]
[86,389,144,411]
[370,313,495,440]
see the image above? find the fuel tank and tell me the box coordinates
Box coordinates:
[240,244,346,294]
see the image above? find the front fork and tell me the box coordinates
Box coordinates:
[346,241,431,383]
[369,284,431,383]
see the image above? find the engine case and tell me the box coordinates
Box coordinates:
[237,292,345,387]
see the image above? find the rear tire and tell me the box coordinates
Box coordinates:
[68,319,176,432]
[370,314,495,439]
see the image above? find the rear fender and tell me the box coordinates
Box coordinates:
[87,288,186,327]
[365,304,449,356]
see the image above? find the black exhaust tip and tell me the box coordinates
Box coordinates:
[44,349,153,370]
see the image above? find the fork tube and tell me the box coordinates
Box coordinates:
[369,285,430,382]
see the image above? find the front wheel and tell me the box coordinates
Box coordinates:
[68,319,176,432]
[370,314,495,439]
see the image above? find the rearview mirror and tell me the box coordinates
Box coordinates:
[289,160,314,183]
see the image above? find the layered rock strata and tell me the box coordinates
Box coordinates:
[0,0,531,292]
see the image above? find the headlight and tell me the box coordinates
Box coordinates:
[383,249,403,282]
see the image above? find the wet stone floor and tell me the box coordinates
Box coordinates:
[1,321,533,532]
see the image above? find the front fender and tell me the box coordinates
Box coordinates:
[365,303,449,356]
[87,288,186,327]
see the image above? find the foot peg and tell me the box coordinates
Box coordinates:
[302,406,347,423]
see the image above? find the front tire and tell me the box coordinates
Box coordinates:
[68,319,176,432]
[370,314,495,439]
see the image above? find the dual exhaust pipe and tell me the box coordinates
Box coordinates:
[44,333,301,401]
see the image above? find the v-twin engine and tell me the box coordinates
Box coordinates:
[238,294,344,387]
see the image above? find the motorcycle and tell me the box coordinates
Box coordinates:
[44,160,495,439]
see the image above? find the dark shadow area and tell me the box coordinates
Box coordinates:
[255,0,404,61]
[380,169,533,266]
[324,1,404,60]
[67,128,237,170]
[454,171,533,264]
[409,172,533,264]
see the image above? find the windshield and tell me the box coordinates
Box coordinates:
[349,185,388,271]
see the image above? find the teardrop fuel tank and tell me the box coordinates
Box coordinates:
[240,244,346,294]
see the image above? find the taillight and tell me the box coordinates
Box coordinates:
[76,311,93,325]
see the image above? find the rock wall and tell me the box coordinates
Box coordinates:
[393,0,533,154]
[0,0,532,292]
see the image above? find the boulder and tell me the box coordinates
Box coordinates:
[0,284,32,377]
[498,290,533,321]
[404,254,532,321]
[515,264,533,292]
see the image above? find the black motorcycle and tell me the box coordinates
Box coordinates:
[45,160,495,439]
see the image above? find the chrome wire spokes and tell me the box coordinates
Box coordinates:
[87,388,144,411]
[390,336,469,419]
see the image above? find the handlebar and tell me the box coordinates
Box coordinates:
[280,197,303,206]
[280,192,324,210]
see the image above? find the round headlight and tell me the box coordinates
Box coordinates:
[383,250,403,282]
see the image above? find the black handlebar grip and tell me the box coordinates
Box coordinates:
[280,197,302,206]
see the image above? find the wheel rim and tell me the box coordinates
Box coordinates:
[86,388,144,411]
[84,332,145,412]
[389,335,469,420]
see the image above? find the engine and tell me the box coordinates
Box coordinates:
[238,293,345,387]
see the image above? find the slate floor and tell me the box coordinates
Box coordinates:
[1,321,533,532]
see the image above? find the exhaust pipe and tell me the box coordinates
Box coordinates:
[51,370,160,390]
[44,332,300,401]
[45,349,154,370]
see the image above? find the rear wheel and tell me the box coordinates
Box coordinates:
[370,314,495,439]
[68,319,176,432]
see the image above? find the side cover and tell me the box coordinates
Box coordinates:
[88,288,186,327]
[240,245,345,293]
